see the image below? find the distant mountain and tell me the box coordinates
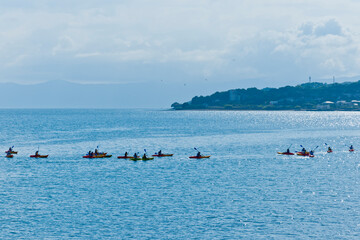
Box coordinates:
[0,79,265,109]
[0,80,192,108]
[171,81,360,110]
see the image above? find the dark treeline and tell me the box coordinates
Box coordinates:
[171,81,360,110]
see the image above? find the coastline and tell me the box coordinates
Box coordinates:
[169,108,360,112]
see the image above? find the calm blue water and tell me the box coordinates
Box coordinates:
[1,109,360,239]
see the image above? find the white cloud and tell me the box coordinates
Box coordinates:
[0,1,360,86]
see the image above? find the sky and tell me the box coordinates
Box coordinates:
[1,1,360,91]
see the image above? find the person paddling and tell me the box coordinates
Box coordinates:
[133,153,138,159]
[196,151,201,157]
[328,147,332,152]
[309,150,314,156]
[35,150,39,157]
[301,148,306,154]
[124,152,128,157]
[158,150,162,156]
[143,153,147,159]
[350,145,354,150]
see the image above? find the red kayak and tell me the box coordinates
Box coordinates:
[277,152,294,155]
[152,154,174,157]
[30,155,48,158]
[189,155,211,159]
[117,156,133,159]
[350,149,355,152]
[327,150,333,153]
[5,155,13,158]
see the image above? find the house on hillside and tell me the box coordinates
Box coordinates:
[316,101,334,110]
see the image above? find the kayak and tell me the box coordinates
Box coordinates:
[327,150,333,153]
[30,155,48,158]
[296,152,310,156]
[130,158,142,161]
[277,152,294,155]
[297,152,315,157]
[5,155,13,158]
[83,155,105,158]
[117,156,132,159]
[5,151,17,154]
[152,154,174,157]
[142,157,154,161]
[189,156,211,159]
[350,149,355,152]
[82,152,109,158]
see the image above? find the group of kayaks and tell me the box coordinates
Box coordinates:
[277,144,355,158]
[4,147,211,160]
[5,148,48,158]
[116,153,173,161]
[83,149,211,161]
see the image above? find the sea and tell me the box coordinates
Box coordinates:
[1,109,360,239]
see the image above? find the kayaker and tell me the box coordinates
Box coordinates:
[124,152,128,157]
[158,150,162,155]
[8,147,12,152]
[88,151,91,156]
[286,148,290,153]
[196,151,201,157]
[309,150,314,155]
[301,148,306,154]
[350,145,354,150]
[143,153,147,159]
[35,151,39,157]
[134,153,138,159]
[95,149,98,155]
[328,147,332,152]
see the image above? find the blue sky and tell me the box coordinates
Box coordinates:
[1,0,360,88]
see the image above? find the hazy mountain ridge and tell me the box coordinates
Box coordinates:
[0,80,175,108]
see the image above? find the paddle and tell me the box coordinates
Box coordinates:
[194,147,199,152]
[287,144,292,151]
[345,144,354,149]
[312,146,319,151]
